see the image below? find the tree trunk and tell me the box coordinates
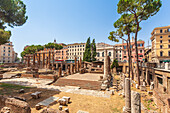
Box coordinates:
[134,20,140,86]
[129,38,134,80]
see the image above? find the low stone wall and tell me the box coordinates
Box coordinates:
[39,74,56,79]
[21,74,34,78]
[5,98,31,113]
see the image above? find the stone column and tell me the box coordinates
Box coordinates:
[52,52,55,66]
[42,53,45,68]
[56,63,58,69]
[46,57,48,68]
[75,57,77,73]
[77,60,79,72]
[165,62,169,70]
[146,68,150,86]
[122,75,125,96]
[65,64,68,72]
[107,56,111,75]
[67,66,70,75]
[124,78,131,113]
[33,54,35,67]
[70,64,73,74]
[27,56,30,67]
[103,50,108,79]
[48,51,51,69]
[131,91,141,113]
[72,65,75,74]
[58,67,62,77]
[80,58,82,68]
[38,53,41,67]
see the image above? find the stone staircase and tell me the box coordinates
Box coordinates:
[54,78,102,90]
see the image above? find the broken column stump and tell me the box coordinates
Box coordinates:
[131,91,141,113]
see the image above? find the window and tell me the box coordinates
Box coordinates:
[160,51,163,56]
[157,77,163,84]
[160,40,162,43]
[97,53,100,57]
[124,46,126,49]
[124,51,126,54]
[109,52,111,56]
[140,44,143,47]
[8,54,10,56]
[140,50,142,53]
[169,40,170,43]
[169,45,170,48]
[169,51,170,56]
[4,50,5,52]
[169,35,170,37]
[160,29,162,33]
[3,54,5,56]
[102,52,104,57]
[119,55,121,57]
[124,56,127,58]
[4,47,5,49]
[120,51,121,53]
[160,36,163,38]
[160,45,163,49]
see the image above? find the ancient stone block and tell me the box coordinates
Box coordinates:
[40,108,59,113]
[31,92,41,99]
[14,96,26,102]
[140,85,147,92]
[0,95,7,107]
[35,104,41,110]
[62,96,70,104]
[59,105,62,111]
[19,89,25,93]
[5,98,31,113]
[58,98,67,106]
[64,108,69,113]
[0,107,10,113]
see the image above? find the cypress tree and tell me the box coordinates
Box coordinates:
[83,37,91,62]
[91,39,96,61]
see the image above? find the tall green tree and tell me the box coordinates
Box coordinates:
[21,45,44,58]
[44,43,63,50]
[0,29,11,45]
[0,0,28,45]
[83,37,91,62]
[117,0,162,86]
[91,39,96,61]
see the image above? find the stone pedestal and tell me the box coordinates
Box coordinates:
[131,91,141,113]
[165,62,169,70]
[124,78,131,113]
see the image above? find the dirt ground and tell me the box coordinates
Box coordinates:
[0,83,125,113]
[33,92,125,113]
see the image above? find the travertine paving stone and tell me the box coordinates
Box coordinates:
[37,96,59,106]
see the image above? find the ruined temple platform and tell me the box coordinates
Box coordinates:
[53,73,103,90]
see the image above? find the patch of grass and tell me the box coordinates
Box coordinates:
[0,83,30,90]
[112,108,121,113]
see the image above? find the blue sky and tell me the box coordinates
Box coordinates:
[7,0,170,57]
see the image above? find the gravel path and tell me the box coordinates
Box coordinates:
[0,78,110,98]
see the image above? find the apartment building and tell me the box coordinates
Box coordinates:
[55,46,68,60]
[0,42,17,63]
[150,25,170,63]
[114,43,123,62]
[122,38,145,63]
[67,43,86,60]
[96,42,115,62]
